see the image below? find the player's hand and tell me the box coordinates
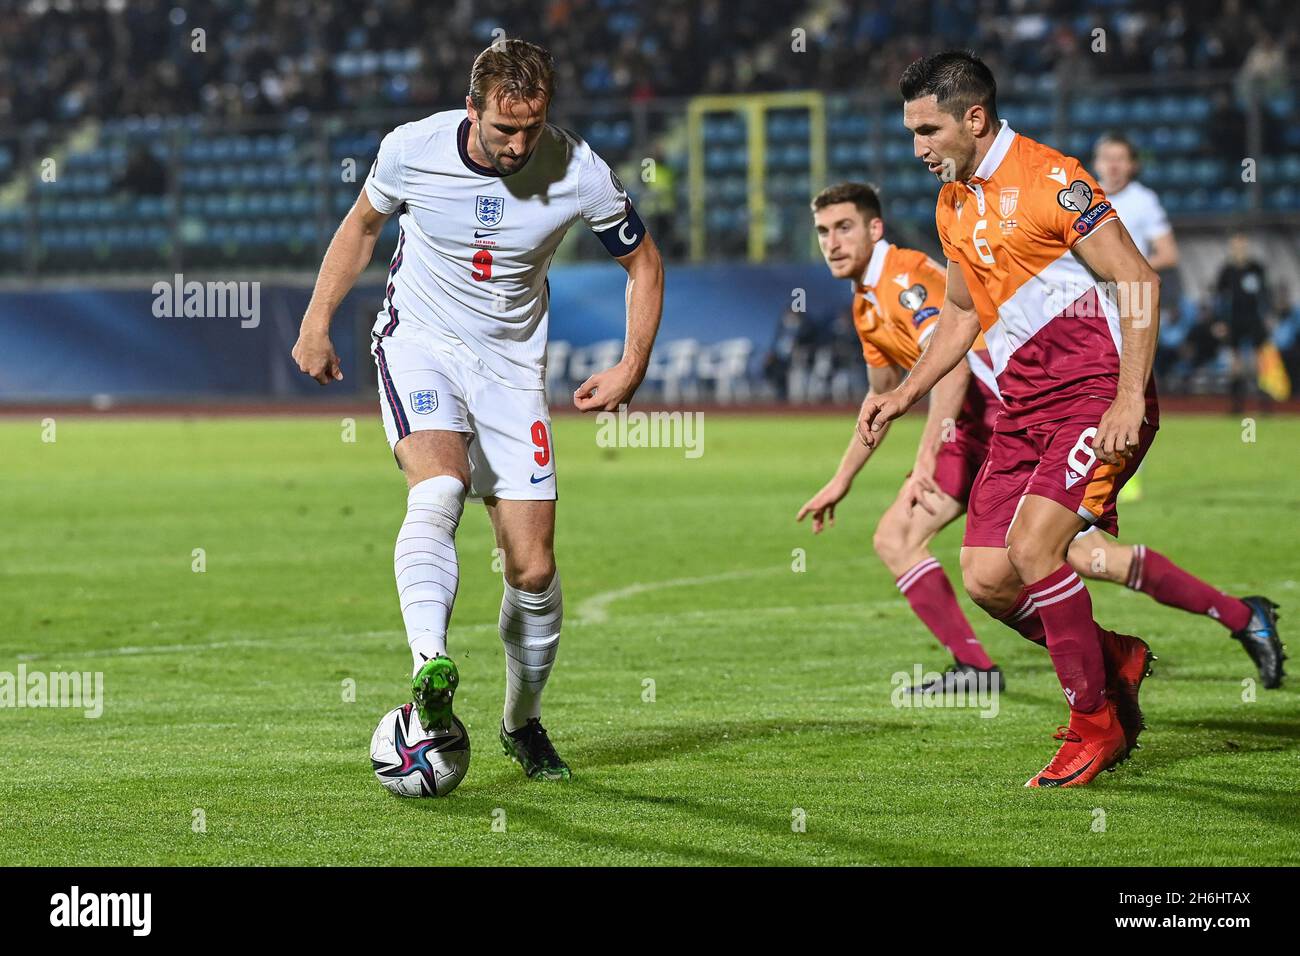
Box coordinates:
[796,477,850,534]
[857,390,910,448]
[905,452,942,515]
[574,360,642,412]
[292,326,343,385]
[1093,395,1145,465]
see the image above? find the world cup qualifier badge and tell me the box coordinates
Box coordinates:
[1057,179,1112,235]
[409,390,439,414]
[1057,179,1094,213]
[475,195,504,227]
[899,282,928,312]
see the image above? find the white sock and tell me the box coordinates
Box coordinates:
[396,475,465,676]
[499,571,562,732]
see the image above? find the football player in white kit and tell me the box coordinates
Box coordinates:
[1092,133,1180,272]
[291,39,665,780]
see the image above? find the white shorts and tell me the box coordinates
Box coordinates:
[370,330,556,501]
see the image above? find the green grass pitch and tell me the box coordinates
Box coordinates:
[1,411,1297,866]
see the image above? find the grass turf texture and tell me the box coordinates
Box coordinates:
[1,412,1297,866]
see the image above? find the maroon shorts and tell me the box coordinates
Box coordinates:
[962,413,1157,548]
[933,378,1000,505]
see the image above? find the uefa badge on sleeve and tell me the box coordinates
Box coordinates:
[1057,180,1093,214]
[899,283,928,312]
[410,390,439,414]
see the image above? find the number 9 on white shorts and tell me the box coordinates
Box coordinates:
[371,332,556,501]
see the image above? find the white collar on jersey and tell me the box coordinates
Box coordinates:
[859,238,890,290]
[969,119,1015,183]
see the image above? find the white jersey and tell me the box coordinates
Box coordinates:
[364,109,642,389]
[1108,179,1171,261]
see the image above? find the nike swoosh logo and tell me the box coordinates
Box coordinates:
[474,230,497,238]
[530,473,553,484]
[1038,754,1097,787]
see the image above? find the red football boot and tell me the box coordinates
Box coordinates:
[1025,700,1128,788]
[1098,629,1155,758]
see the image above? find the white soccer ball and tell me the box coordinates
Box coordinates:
[370,702,470,797]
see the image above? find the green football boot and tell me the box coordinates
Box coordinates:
[411,655,459,733]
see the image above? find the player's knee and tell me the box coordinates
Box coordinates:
[961,566,999,610]
[961,556,1016,613]
[871,515,905,566]
[504,557,558,595]
[398,432,471,489]
[1005,529,1049,581]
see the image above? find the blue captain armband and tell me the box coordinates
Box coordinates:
[595,202,646,257]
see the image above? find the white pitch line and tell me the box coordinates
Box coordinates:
[574,565,790,624]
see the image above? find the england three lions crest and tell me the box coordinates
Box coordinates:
[475,195,504,227]
[409,390,439,414]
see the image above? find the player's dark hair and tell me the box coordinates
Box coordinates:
[469,38,556,111]
[898,50,998,124]
[811,182,883,223]
[1094,131,1138,162]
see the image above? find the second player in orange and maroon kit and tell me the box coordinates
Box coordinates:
[799,182,1008,692]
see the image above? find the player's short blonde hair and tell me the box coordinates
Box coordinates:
[468,39,556,112]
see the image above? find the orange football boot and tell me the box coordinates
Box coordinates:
[1025,700,1128,788]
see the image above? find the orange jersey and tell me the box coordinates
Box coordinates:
[852,239,1002,400]
[934,121,1156,431]
[852,241,945,369]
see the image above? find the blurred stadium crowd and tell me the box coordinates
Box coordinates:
[7,0,807,123]
[6,0,1291,123]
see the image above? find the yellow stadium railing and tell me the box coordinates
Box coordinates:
[687,91,827,262]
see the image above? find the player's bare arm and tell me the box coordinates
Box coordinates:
[292,190,392,384]
[797,364,903,534]
[1072,218,1161,464]
[573,231,665,412]
[906,358,971,514]
[859,260,980,447]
